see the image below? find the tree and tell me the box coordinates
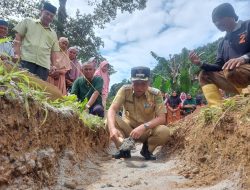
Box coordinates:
[0,0,39,19]
[151,40,220,94]
[91,0,147,28]
[1,0,148,62]
[109,79,131,97]
[57,0,67,37]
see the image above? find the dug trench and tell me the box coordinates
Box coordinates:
[0,94,249,190]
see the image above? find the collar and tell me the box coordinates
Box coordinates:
[132,89,149,99]
[84,77,93,84]
[35,19,52,30]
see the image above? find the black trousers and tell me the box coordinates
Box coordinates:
[21,60,49,81]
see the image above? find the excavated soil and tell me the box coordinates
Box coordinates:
[164,95,250,189]
[0,95,109,189]
[0,94,249,190]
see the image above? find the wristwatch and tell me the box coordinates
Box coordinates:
[241,54,250,63]
[86,104,90,109]
[144,123,150,129]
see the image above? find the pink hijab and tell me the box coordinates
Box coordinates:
[94,61,110,96]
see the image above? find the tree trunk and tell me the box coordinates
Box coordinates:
[57,0,67,37]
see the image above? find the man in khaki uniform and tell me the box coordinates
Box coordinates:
[107,66,170,160]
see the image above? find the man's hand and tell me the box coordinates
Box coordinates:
[66,79,73,86]
[188,51,201,66]
[109,127,123,141]
[130,124,146,139]
[222,57,246,70]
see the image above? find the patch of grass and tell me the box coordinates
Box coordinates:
[0,61,104,130]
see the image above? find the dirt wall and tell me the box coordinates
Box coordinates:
[0,96,109,189]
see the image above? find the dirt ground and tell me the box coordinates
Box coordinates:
[0,94,249,190]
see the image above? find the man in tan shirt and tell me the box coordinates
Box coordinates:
[107,66,170,160]
[13,2,60,81]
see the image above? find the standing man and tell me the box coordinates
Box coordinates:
[71,62,104,118]
[107,66,170,160]
[189,3,250,106]
[0,19,15,63]
[13,2,60,81]
[65,47,82,91]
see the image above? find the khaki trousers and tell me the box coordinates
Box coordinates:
[114,116,171,153]
[199,64,250,93]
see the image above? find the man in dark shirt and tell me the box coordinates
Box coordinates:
[71,62,104,117]
[189,3,250,106]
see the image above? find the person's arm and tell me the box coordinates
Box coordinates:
[86,77,103,108]
[130,113,166,140]
[86,91,99,108]
[131,90,167,139]
[13,33,23,60]
[107,86,125,142]
[189,40,225,72]
[51,51,58,67]
[222,56,249,70]
[107,102,123,141]
[166,99,174,112]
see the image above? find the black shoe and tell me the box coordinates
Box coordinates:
[112,150,131,159]
[140,142,156,160]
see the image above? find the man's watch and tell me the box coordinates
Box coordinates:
[144,123,150,129]
[241,55,250,63]
[86,104,90,109]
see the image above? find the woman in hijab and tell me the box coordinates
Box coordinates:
[94,61,110,109]
[166,91,181,124]
[48,37,71,95]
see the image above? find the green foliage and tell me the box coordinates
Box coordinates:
[151,40,221,94]
[109,79,131,97]
[0,0,39,19]
[0,62,48,119]
[50,94,104,129]
[50,94,88,113]
[223,98,236,109]
[178,69,191,93]
[91,0,147,28]
[64,11,104,61]
[79,112,104,131]
[201,107,222,126]
[152,75,162,89]
[2,0,147,75]
[0,62,104,130]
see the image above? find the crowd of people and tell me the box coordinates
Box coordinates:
[0,2,249,160]
[0,2,110,118]
[163,91,205,124]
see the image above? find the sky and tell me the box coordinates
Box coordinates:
[50,0,250,87]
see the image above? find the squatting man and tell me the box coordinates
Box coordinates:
[107,66,171,160]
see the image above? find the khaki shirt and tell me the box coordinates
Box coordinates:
[113,85,166,128]
[14,18,60,69]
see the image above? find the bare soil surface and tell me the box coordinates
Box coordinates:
[0,95,249,190]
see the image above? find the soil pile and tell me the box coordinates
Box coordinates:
[164,95,250,189]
